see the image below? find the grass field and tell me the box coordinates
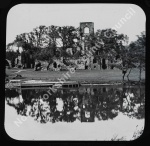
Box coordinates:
[5,67,145,84]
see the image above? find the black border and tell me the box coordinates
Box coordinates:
[1,0,150,145]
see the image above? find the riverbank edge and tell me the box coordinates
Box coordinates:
[5,76,145,86]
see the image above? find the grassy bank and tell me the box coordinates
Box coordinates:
[5,68,145,84]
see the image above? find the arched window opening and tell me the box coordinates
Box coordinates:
[84,27,89,34]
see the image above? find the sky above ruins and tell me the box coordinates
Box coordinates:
[6,4,146,48]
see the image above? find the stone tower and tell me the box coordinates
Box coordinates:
[80,22,94,36]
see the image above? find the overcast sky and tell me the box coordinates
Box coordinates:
[6,4,146,46]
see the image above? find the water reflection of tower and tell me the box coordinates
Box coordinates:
[81,92,95,122]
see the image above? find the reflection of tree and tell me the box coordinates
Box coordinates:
[5,84,145,124]
[120,84,145,119]
[105,88,119,119]
[95,87,120,121]
[81,91,97,122]
[5,89,19,98]
[5,88,26,115]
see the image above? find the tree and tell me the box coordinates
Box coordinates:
[6,42,14,51]
[128,31,145,82]
[13,33,32,52]
[44,25,60,59]
[57,26,78,51]
[95,28,129,71]
[45,25,59,46]
[114,31,145,82]
[6,50,18,67]
[33,25,47,48]
[125,48,137,80]
[136,31,145,82]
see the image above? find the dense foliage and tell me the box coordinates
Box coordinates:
[6,25,145,81]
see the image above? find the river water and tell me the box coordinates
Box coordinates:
[5,84,145,140]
